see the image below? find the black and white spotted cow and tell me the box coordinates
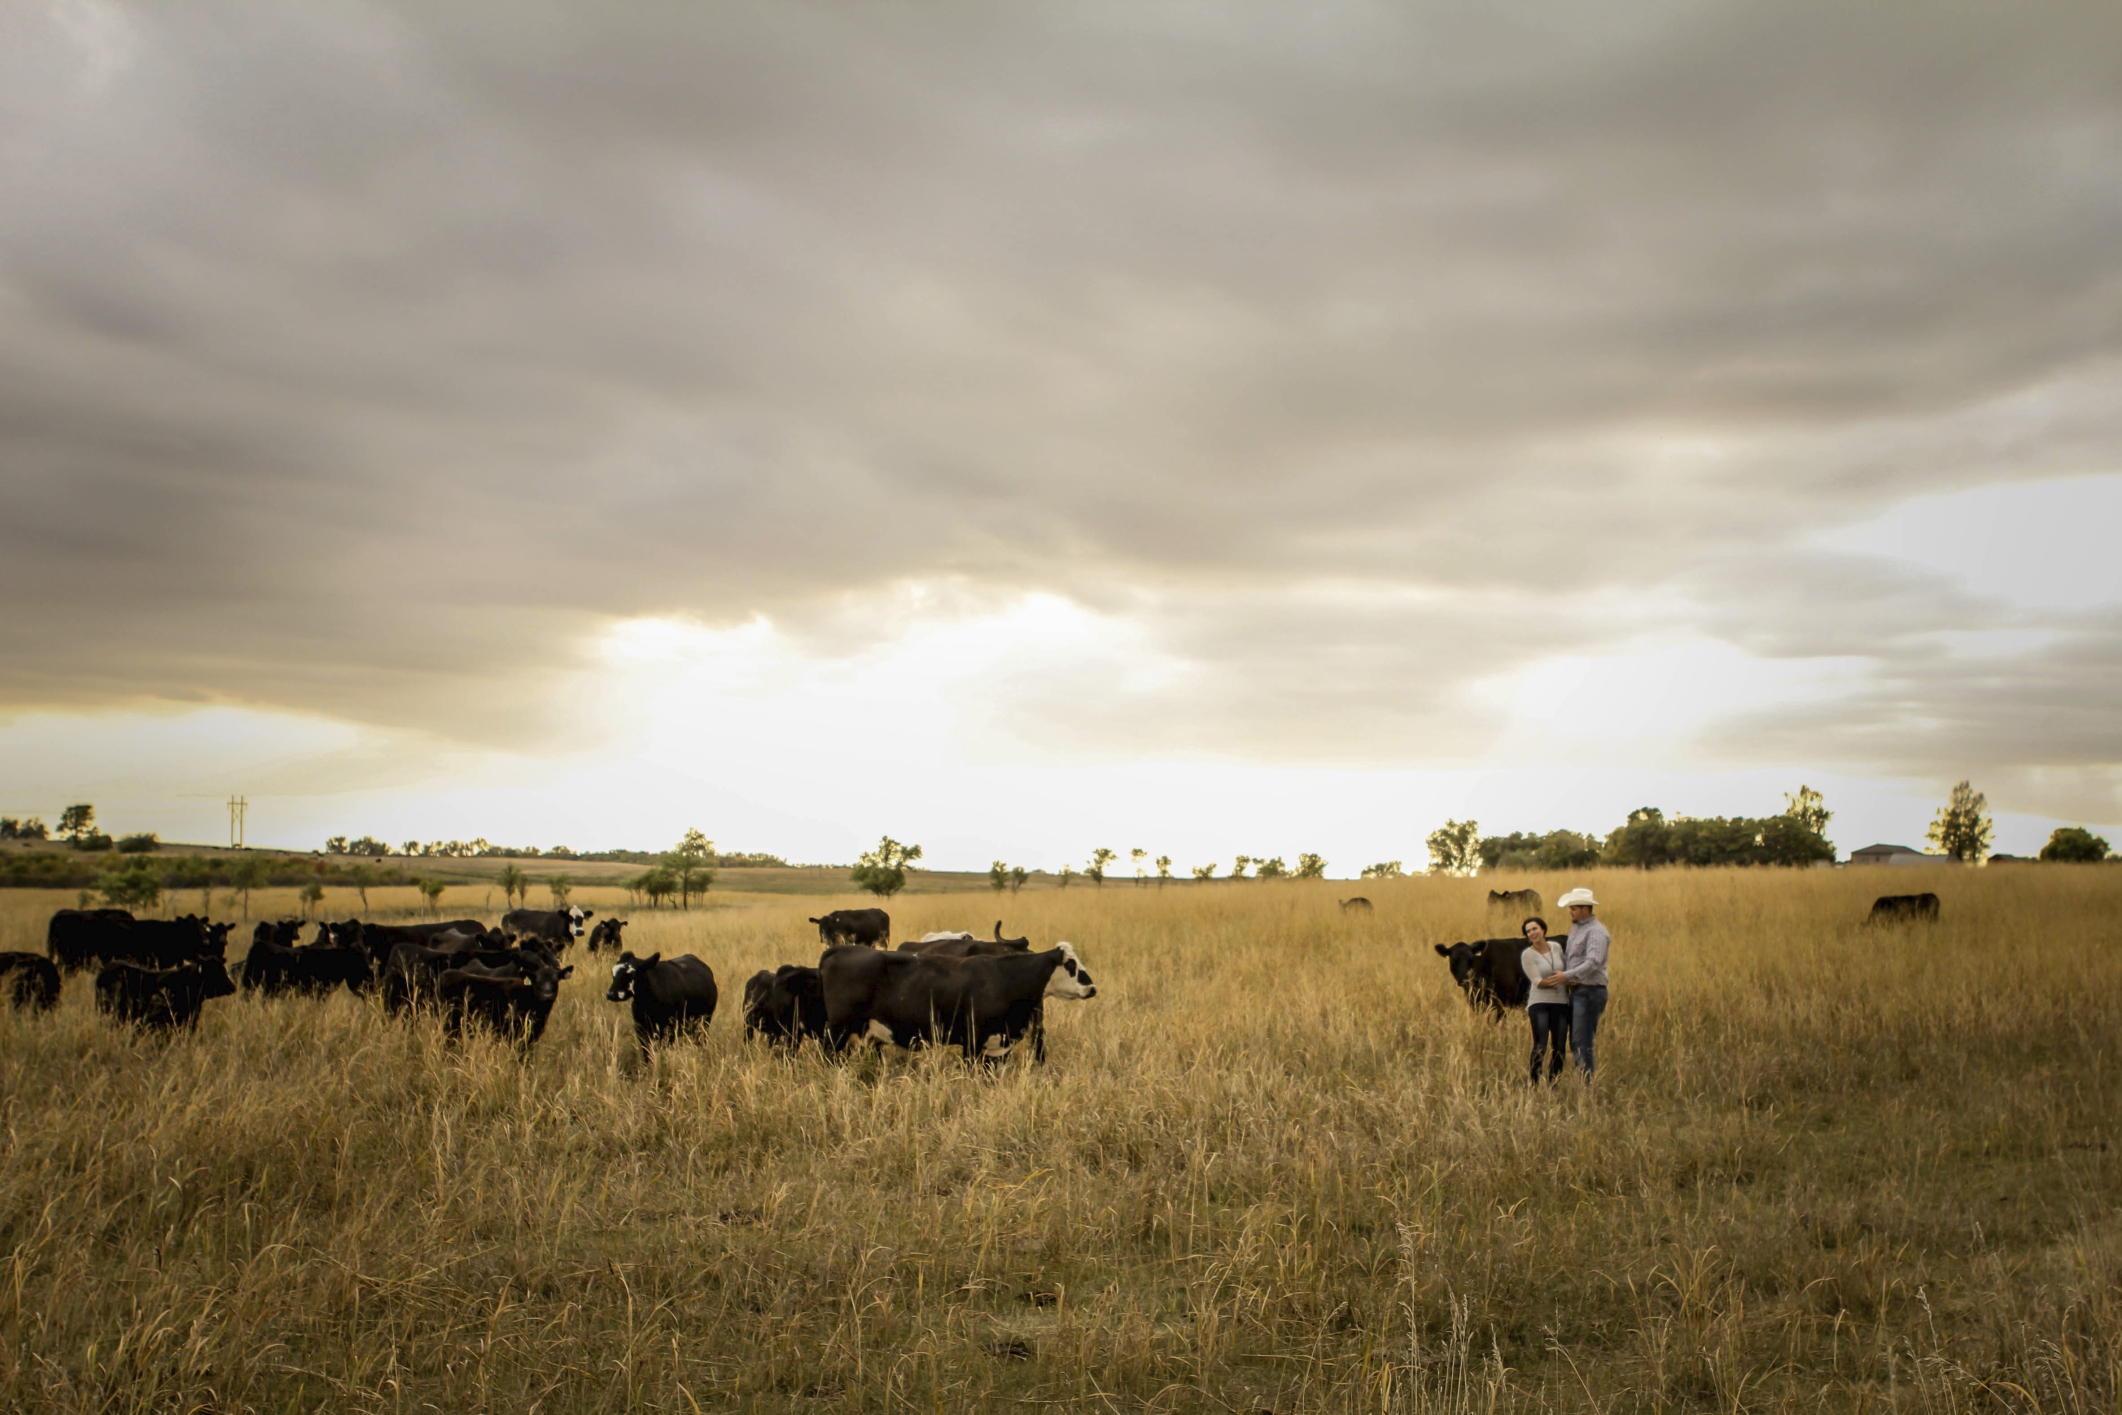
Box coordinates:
[502,906,593,948]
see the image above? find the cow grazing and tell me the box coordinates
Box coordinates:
[95,958,237,1033]
[808,908,890,948]
[1433,938,1532,1017]
[1488,889,1543,913]
[742,965,829,1046]
[1869,893,1941,924]
[438,956,573,1048]
[585,918,628,954]
[1,952,62,1011]
[1340,897,1374,913]
[820,942,1097,1066]
[605,952,718,1059]
[502,906,591,948]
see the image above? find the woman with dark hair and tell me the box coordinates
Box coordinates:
[1520,916,1569,1085]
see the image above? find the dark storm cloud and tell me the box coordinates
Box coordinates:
[4,0,2121,782]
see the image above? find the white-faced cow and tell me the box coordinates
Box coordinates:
[502,906,592,948]
[1433,938,1532,1018]
[820,942,1097,1067]
[605,952,718,1059]
[808,909,890,948]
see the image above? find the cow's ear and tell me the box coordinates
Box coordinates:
[642,953,660,968]
[581,909,594,918]
[1433,943,1450,957]
[559,965,574,979]
[1471,941,1489,956]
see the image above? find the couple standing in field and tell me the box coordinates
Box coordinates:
[1517,887,1610,1086]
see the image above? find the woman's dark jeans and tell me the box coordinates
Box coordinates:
[1570,985,1609,1081]
[1527,1003,1570,1085]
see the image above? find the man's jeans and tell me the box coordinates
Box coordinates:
[1570,985,1609,1081]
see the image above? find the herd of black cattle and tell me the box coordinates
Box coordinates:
[0,887,1941,1058]
[0,903,1098,1069]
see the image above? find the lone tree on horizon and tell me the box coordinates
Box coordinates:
[1087,847,1116,887]
[1927,781,1992,863]
[1427,819,1480,877]
[851,836,923,897]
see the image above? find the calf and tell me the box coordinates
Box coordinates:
[438,956,573,1048]
[1,952,62,1011]
[808,908,890,948]
[1488,889,1543,913]
[1869,893,1941,924]
[605,952,718,1059]
[742,965,829,1047]
[95,958,237,1033]
[1432,938,1532,1018]
[585,918,629,954]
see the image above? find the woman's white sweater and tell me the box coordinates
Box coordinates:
[1521,944,1569,1007]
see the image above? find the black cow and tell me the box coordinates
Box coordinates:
[605,952,718,1059]
[585,918,629,954]
[49,910,226,972]
[1340,897,1374,913]
[1433,938,1532,1017]
[501,906,591,948]
[1,952,62,1011]
[1488,889,1543,913]
[808,909,890,948]
[252,919,303,950]
[742,965,829,1046]
[1869,893,1941,923]
[820,942,1097,1066]
[438,956,573,1048]
[241,934,370,996]
[351,920,486,971]
[95,958,237,1032]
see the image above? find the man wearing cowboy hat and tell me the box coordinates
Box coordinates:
[1538,887,1610,1082]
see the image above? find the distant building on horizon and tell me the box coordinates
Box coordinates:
[1848,842,1954,867]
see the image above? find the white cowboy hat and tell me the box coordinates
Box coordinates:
[1557,887,1598,908]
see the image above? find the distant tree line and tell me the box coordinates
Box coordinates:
[324,834,787,867]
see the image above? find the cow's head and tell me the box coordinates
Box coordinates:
[1432,940,1490,994]
[565,905,591,938]
[529,961,573,1004]
[1045,942,1097,1000]
[203,921,236,957]
[198,957,238,1000]
[606,951,658,1002]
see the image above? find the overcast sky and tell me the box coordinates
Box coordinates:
[3,0,2119,870]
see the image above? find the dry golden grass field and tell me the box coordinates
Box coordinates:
[1,867,2117,1414]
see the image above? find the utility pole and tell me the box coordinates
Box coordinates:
[228,795,247,849]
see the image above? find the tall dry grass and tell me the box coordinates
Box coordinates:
[1,867,2116,1413]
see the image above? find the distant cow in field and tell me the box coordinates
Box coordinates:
[809,909,890,948]
[1488,889,1542,913]
[95,958,237,1033]
[1868,893,1941,924]
[605,952,718,1060]
[501,906,591,947]
[1433,938,1532,1018]
[1340,897,1373,914]
[0,952,62,1011]
[743,965,830,1047]
[585,918,628,954]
